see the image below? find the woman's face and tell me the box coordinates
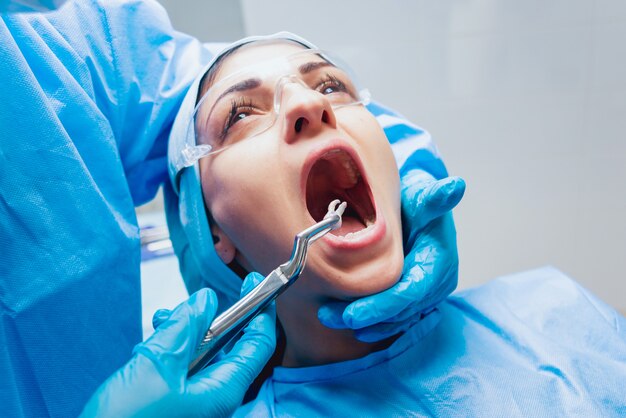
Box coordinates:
[199,41,404,303]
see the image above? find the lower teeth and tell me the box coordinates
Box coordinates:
[342,223,374,239]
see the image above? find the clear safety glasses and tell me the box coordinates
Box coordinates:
[181,49,371,166]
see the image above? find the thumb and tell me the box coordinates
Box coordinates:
[135,288,219,373]
[403,174,466,230]
[193,301,276,401]
[152,308,173,330]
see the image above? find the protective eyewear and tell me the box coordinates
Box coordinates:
[180,49,371,167]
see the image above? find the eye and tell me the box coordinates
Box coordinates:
[230,110,249,125]
[222,98,256,138]
[317,73,349,95]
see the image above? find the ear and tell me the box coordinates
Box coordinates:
[210,223,236,264]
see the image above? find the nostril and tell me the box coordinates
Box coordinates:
[321,110,329,124]
[294,117,306,133]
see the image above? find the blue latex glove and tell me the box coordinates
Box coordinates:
[81,273,275,418]
[318,169,465,342]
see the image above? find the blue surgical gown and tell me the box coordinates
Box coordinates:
[237,267,626,417]
[0,1,211,416]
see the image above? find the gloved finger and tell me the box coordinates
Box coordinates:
[341,270,421,329]
[351,302,436,342]
[152,308,173,330]
[135,288,219,371]
[182,273,268,380]
[192,303,277,401]
[354,321,411,343]
[240,272,265,297]
[371,299,423,325]
[402,214,459,313]
[319,299,422,331]
[402,174,465,233]
[354,308,442,343]
[318,301,351,329]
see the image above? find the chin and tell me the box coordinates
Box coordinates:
[302,235,405,300]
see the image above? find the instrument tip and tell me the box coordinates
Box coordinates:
[336,201,347,218]
[325,199,347,228]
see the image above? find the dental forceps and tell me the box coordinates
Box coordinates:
[188,200,347,377]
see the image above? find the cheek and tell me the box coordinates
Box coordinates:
[347,113,396,162]
[353,118,401,206]
[202,139,275,206]
[199,147,296,274]
[201,152,265,240]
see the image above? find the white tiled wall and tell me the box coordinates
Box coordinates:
[239,0,626,311]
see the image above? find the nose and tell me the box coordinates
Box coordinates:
[278,81,337,144]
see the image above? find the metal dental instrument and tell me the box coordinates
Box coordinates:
[188,199,347,377]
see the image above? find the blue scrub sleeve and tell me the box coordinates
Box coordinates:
[44,0,213,205]
[0,1,212,417]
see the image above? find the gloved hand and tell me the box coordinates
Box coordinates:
[81,273,275,418]
[318,169,465,342]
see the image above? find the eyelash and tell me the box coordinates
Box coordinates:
[222,97,256,139]
[316,73,348,95]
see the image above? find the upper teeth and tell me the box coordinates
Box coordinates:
[341,159,358,186]
[325,149,360,188]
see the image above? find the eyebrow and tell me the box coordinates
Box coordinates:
[214,78,262,105]
[298,60,334,74]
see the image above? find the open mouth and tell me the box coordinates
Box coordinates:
[305,148,376,238]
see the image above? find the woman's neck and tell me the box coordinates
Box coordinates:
[277,298,397,368]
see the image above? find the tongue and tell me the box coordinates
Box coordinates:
[332,215,365,236]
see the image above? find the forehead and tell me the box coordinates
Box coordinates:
[212,41,311,85]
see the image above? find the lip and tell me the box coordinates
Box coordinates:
[300,139,385,251]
